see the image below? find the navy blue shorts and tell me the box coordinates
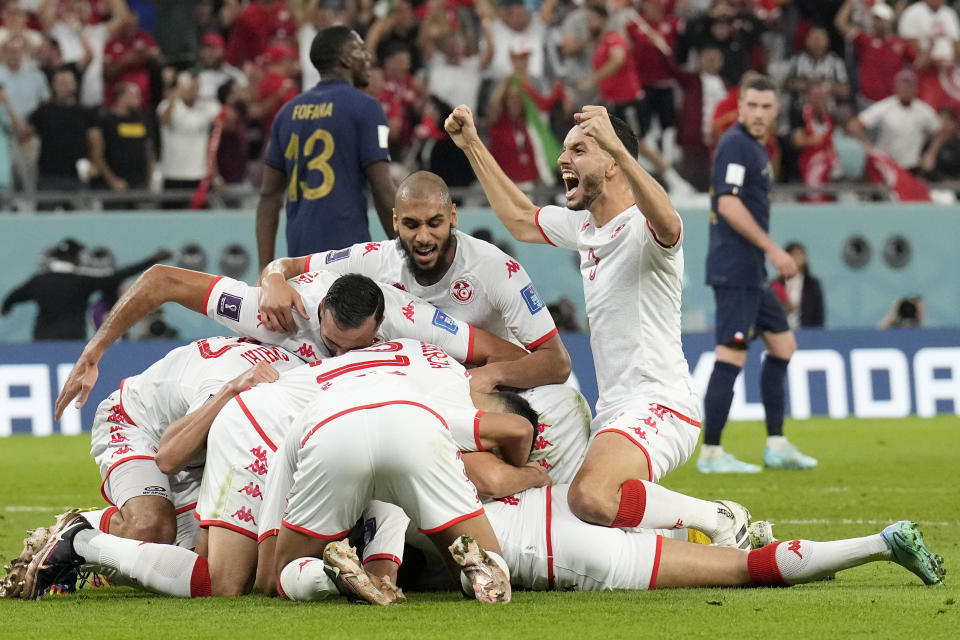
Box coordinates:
[712,284,790,348]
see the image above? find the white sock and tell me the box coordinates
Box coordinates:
[72,529,210,597]
[699,444,724,461]
[766,436,790,451]
[278,557,338,601]
[768,535,892,585]
[633,480,721,536]
[459,549,509,597]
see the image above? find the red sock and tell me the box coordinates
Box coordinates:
[747,542,789,586]
[100,506,119,534]
[189,556,212,598]
[611,479,646,528]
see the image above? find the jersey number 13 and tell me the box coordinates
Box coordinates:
[285,129,335,201]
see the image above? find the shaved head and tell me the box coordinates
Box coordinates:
[396,171,452,207]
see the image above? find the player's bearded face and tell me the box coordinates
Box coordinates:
[559,130,606,211]
[396,197,457,283]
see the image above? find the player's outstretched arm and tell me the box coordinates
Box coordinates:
[258,256,310,333]
[716,194,798,278]
[156,362,281,474]
[462,452,551,499]
[575,105,681,245]
[444,105,545,244]
[468,334,571,392]
[468,327,528,367]
[54,266,218,420]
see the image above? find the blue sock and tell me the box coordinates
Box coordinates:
[761,355,790,437]
[703,361,741,446]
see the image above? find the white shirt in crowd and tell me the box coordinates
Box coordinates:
[899,1,960,53]
[427,53,482,113]
[197,64,247,109]
[157,97,220,181]
[858,96,941,169]
[49,21,109,107]
[485,18,546,81]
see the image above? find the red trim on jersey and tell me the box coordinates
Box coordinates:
[99,455,156,505]
[235,395,278,451]
[466,325,476,364]
[100,506,119,533]
[176,502,198,515]
[202,275,225,314]
[303,254,314,272]
[473,410,485,451]
[258,529,279,544]
[363,553,402,567]
[116,379,137,426]
[545,485,555,590]
[594,430,654,481]
[198,519,258,540]
[648,535,663,590]
[525,328,558,351]
[418,507,485,534]
[190,556,212,598]
[281,520,352,541]
[645,219,681,249]
[657,404,701,428]
[301,401,449,446]
[534,208,557,246]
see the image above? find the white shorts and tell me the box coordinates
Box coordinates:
[90,391,202,547]
[485,485,662,591]
[593,401,701,482]
[282,402,484,539]
[195,398,279,540]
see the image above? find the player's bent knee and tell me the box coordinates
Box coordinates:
[119,508,177,544]
[567,481,616,526]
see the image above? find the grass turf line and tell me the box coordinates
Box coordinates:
[1,417,957,639]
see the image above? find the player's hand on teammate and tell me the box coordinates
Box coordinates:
[466,363,503,394]
[228,362,281,394]
[525,462,552,488]
[258,275,309,333]
[54,356,100,420]
[444,105,481,149]
[574,106,622,156]
[767,245,799,279]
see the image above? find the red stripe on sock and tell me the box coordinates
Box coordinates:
[189,556,212,598]
[611,479,646,528]
[277,577,290,601]
[100,506,119,533]
[747,542,789,586]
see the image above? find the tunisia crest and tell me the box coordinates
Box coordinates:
[451,278,474,304]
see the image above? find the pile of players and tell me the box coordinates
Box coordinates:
[1,108,943,604]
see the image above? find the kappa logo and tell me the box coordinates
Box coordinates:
[245,446,269,476]
[298,559,315,573]
[393,282,407,291]
[402,300,416,322]
[788,539,803,558]
[520,283,545,315]
[537,422,551,434]
[325,248,350,263]
[109,432,130,444]
[587,248,600,281]
[112,445,134,457]
[610,223,627,239]
[107,404,129,425]
[451,279,473,304]
[495,496,520,506]
[630,426,648,441]
[363,242,381,256]
[297,272,316,284]
[532,435,553,451]
[295,343,318,360]
[431,309,459,335]
[580,221,590,232]
[232,507,257,525]
[238,482,263,499]
[536,459,553,470]
[505,260,520,278]
[671,518,684,529]
[217,293,243,322]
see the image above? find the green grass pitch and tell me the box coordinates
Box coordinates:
[1,417,957,639]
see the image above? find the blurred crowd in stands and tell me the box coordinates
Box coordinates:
[3,0,960,209]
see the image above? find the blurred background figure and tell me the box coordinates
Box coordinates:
[878,296,925,329]
[771,241,825,330]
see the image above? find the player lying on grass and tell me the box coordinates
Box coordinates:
[55,268,527,422]
[259,169,591,484]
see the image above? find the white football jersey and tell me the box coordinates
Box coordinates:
[535,205,699,424]
[520,384,591,485]
[304,232,558,349]
[119,337,301,450]
[202,273,474,364]
[218,339,483,455]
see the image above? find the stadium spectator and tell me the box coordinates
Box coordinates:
[898,0,960,64]
[791,81,839,202]
[22,67,95,200]
[249,44,299,137]
[0,1,43,59]
[835,1,916,108]
[195,32,246,110]
[783,26,848,122]
[0,86,25,192]
[916,39,960,113]
[103,12,162,109]
[847,69,942,171]
[152,0,200,65]
[919,107,960,179]
[484,0,557,85]
[0,237,168,340]
[676,47,727,190]
[554,0,606,107]
[771,241,825,329]
[878,296,924,328]
[426,30,490,115]
[365,0,423,71]
[679,0,765,87]
[213,79,250,189]
[581,4,644,134]
[486,77,540,189]
[378,42,422,163]
[296,0,352,91]
[415,0,458,59]
[89,82,154,205]
[0,37,49,120]
[38,0,131,108]
[225,0,295,67]
[156,71,219,207]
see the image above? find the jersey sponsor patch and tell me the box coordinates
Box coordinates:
[450,278,474,304]
[378,124,389,149]
[432,309,459,334]
[325,248,350,263]
[520,283,545,315]
[724,162,746,187]
[217,293,243,321]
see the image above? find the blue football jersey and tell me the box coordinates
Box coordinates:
[265,79,390,255]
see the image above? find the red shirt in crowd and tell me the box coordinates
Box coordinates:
[104,31,159,108]
[625,13,681,86]
[379,74,420,149]
[488,115,539,184]
[593,31,641,104]
[257,70,299,135]
[225,0,295,66]
[853,32,916,102]
[918,64,960,113]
